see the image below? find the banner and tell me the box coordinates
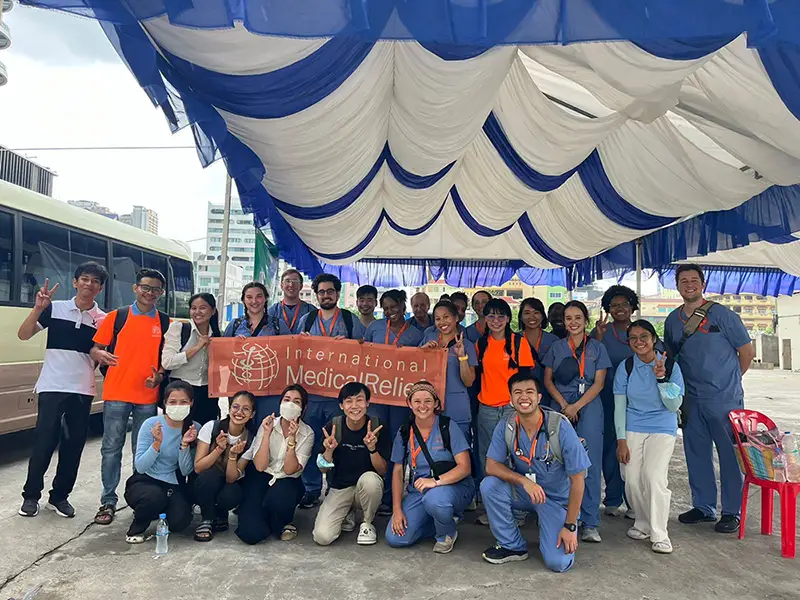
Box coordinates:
[254,227,280,301]
[208,336,448,407]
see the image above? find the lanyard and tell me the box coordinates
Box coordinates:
[409,427,431,469]
[318,309,340,337]
[514,413,543,467]
[385,320,409,346]
[611,323,626,344]
[476,321,485,337]
[281,302,300,331]
[569,335,587,380]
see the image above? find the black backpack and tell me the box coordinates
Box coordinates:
[230,314,272,337]
[399,415,455,480]
[471,332,526,406]
[99,306,171,377]
[302,308,354,338]
[624,355,675,380]
[209,418,255,470]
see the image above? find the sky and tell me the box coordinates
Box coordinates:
[1,6,227,253]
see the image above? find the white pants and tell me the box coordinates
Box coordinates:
[621,432,676,544]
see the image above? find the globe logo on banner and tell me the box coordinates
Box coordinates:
[230,342,279,390]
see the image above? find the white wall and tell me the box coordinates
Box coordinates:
[776,293,800,371]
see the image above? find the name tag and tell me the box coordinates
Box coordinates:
[525,473,537,483]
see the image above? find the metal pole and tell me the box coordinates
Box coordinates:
[635,238,643,318]
[218,172,233,313]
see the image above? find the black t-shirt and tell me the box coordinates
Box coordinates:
[324,417,391,489]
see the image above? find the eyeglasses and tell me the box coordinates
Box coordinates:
[628,334,653,343]
[485,314,508,321]
[609,301,631,310]
[230,404,252,415]
[137,284,163,295]
[317,289,337,296]
[283,279,302,285]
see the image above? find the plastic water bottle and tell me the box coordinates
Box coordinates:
[772,449,787,482]
[155,513,169,555]
[782,432,800,482]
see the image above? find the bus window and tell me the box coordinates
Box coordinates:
[143,251,168,312]
[112,243,142,309]
[170,257,193,319]
[69,233,109,308]
[0,211,12,302]
[21,217,70,304]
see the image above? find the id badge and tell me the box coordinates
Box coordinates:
[578,379,586,395]
[525,473,537,483]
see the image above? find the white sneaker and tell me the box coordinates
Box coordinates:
[433,531,458,554]
[476,513,490,526]
[652,539,673,554]
[357,522,377,545]
[625,508,636,520]
[581,527,602,543]
[342,508,356,533]
[603,505,621,517]
[626,527,650,541]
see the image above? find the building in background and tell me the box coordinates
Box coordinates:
[0,0,12,87]
[206,199,255,282]
[777,293,799,371]
[707,293,777,334]
[120,205,159,234]
[194,253,244,308]
[0,145,54,196]
[67,200,119,220]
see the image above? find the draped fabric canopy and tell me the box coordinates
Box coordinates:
[22,0,800,288]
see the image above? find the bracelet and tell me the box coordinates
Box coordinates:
[287,440,296,449]
[228,455,239,461]
[458,356,469,362]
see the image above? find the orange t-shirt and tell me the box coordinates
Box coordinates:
[477,334,535,407]
[93,308,167,405]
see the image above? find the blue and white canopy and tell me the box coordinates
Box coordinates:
[22,0,800,285]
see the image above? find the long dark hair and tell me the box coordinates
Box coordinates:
[281,384,309,417]
[477,298,518,370]
[189,292,221,337]
[518,297,549,331]
[163,380,195,435]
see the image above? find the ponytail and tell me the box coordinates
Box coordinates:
[504,324,518,370]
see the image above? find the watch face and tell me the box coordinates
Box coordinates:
[564,523,577,532]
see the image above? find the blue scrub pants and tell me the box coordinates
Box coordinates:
[600,389,625,509]
[255,395,281,426]
[573,397,603,528]
[385,479,475,546]
[683,396,744,518]
[301,399,343,499]
[369,404,411,506]
[477,404,515,484]
[480,476,575,573]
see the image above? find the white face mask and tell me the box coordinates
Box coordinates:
[280,401,302,422]
[166,405,191,421]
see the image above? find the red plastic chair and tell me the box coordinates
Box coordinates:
[729,409,800,559]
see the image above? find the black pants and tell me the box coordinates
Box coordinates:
[182,383,219,427]
[235,470,304,545]
[193,468,243,521]
[124,473,192,535]
[22,392,92,503]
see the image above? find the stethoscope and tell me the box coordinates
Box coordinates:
[514,419,555,466]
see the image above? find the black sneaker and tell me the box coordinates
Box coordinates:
[46,499,76,518]
[298,493,319,509]
[714,515,740,533]
[482,545,529,564]
[18,499,39,517]
[678,508,715,524]
[376,504,392,517]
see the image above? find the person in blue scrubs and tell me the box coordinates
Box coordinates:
[356,284,378,331]
[365,289,424,512]
[465,290,492,344]
[266,269,314,335]
[296,274,365,508]
[409,292,432,332]
[518,297,558,408]
[591,285,638,518]
[664,264,754,534]
[385,381,474,554]
[547,302,567,339]
[480,372,590,571]
[449,292,469,326]
[543,300,611,543]
[222,282,277,424]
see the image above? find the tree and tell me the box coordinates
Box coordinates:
[654,320,666,339]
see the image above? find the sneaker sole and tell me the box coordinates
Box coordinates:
[357,538,378,545]
[652,546,674,554]
[482,552,529,564]
[46,503,75,518]
[342,524,356,533]
[18,507,39,517]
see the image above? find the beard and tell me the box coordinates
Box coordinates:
[320,298,337,309]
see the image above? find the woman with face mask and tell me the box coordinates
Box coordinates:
[234,385,314,544]
[123,380,199,544]
[162,293,222,427]
[385,382,474,554]
[518,297,559,408]
[192,391,257,542]
[543,301,612,544]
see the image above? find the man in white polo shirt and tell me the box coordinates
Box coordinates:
[17,261,108,519]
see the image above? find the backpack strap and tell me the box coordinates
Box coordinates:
[180,322,192,350]
[503,414,516,465]
[332,415,345,445]
[672,301,717,358]
[625,355,634,378]
[439,415,451,454]
[230,316,244,335]
[108,306,130,353]
[341,309,354,339]
[544,408,565,465]
[303,309,319,333]
[513,332,522,367]
[410,420,444,480]
[665,357,675,380]
[156,309,170,367]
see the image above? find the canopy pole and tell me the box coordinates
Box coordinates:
[218,172,233,312]
[635,238,643,318]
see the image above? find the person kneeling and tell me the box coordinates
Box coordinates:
[313,382,390,546]
[386,381,474,554]
[124,381,199,543]
[235,385,313,545]
[480,373,590,572]
[192,391,257,542]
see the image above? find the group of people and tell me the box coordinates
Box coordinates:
[16,261,754,571]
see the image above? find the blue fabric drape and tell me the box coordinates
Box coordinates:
[759,42,800,121]
[451,186,515,237]
[658,265,799,296]
[633,36,736,60]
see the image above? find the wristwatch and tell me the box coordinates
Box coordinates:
[656,376,669,384]
[563,522,577,532]
[367,447,378,454]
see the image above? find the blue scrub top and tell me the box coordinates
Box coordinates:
[409,315,432,332]
[420,328,478,425]
[364,319,424,347]
[465,321,485,344]
[222,315,277,337]
[486,413,591,507]
[529,330,560,381]
[391,415,470,486]
[542,337,612,403]
[664,303,750,402]
[297,310,365,340]
[266,300,314,335]
[613,353,685,436]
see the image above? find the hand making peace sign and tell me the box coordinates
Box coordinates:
[363,420,384,453]
[35,278,60,311]
[453,331,466,358]
[653,354,667,380]
[595,310,609,339]
[321,424,338,452]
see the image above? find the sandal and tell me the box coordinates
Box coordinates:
[94,504,115,525]
[280,524,297,541]
[194,520,214,542]
[212,517,229,533]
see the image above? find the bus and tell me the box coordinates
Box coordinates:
[0,179,194,434]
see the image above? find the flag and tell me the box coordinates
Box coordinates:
[254,227,280,300]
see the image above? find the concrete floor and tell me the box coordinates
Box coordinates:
[1,370,799,600]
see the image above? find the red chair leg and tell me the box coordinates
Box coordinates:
[761,486,774,536]
[739,482,750,540]
[779,487,797,559]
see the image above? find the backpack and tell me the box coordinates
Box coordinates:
[230,314,272,337]
[503,407,573,467]
[399,414,454,480]
[667,301,718,359]
[99,306,170,377]
[302,308,354,339]
[209,418,254,469]
[624,355,675,380]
